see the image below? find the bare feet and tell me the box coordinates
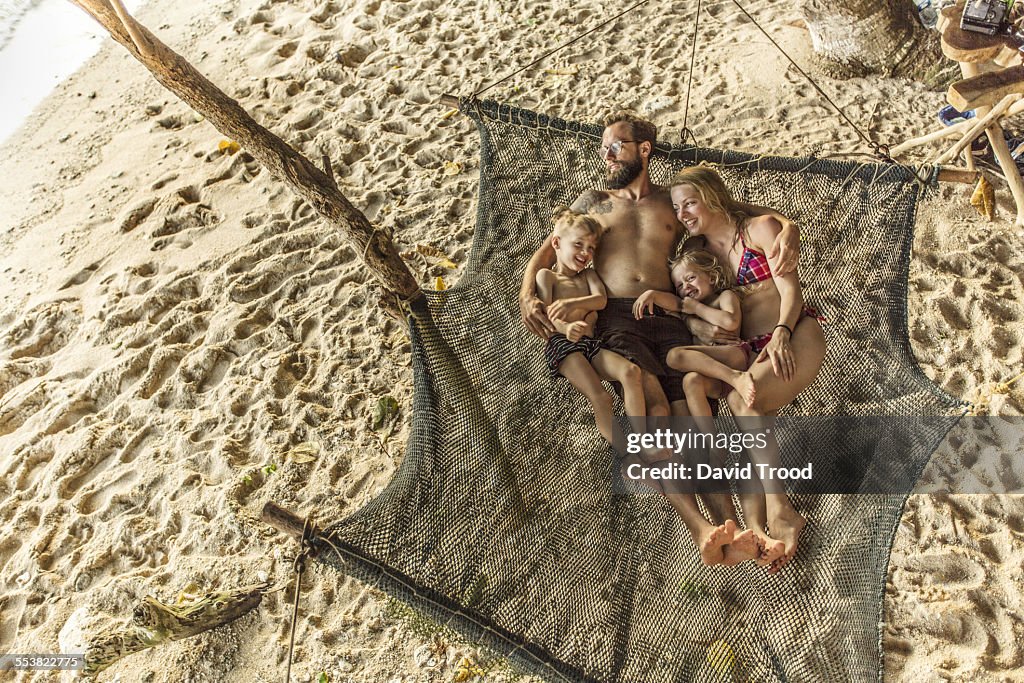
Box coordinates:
[697,519,736,566]
[752,530,785,568]
[766,508,807,574]
[729,370,757,408]
[721,528,759,566]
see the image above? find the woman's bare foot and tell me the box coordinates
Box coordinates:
[752,530,785,567]
[766,508,807,574]
[697,519,736,566]
[729,370,757,408]
[721,528,759,566]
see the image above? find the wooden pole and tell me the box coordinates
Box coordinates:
[69,0,422,317]
[261,501,318,540]
[891,119,973,156]
[935,166,980,184]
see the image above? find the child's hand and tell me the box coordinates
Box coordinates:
[632,291,658,319]
[547,299,579,322]
[680,296,698,315]
[566,321,588,342]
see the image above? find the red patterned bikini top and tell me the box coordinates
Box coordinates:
[735,231,772,285]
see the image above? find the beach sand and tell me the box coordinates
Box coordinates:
[0,0,1022,681]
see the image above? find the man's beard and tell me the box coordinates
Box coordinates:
[606,158,642,189]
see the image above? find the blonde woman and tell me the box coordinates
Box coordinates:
[669,165,825,573]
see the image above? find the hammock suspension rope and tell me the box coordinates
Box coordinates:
[467,0,895,163]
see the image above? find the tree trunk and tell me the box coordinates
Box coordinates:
[68,0,421,319]
[797,0,945,81]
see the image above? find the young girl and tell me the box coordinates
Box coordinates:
[632,249,756,418]
[536,208,646,454]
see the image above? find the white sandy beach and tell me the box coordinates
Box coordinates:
[0,0,1022,681]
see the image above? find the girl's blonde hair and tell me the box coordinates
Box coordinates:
[669,164,750,241]
[550,206,603,240]
[670,248,728,293]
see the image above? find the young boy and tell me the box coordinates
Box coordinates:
[535,208,645,453]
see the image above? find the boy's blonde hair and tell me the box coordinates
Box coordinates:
[551,206,603,240]
[669,165,751,239]
[670,248,728,293]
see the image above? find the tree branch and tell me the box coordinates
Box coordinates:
[81,583,269,676]
[68,0,422,318]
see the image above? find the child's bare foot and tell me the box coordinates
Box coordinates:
[730,371,757,408]
[766,508,807,574]
[619,454,663,493]
[752,530,785,568]
[721,528,759,566]
[697,519,736,566]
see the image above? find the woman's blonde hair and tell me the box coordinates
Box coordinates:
[670,248,728,293]
[550,206,603,240]
[669,164,750,240]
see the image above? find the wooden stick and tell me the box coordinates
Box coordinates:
[965,145,976,172]
[261,501,319,540]
[984,120,1024,225]
[896,96,1024,157]
[68,0,422,318]
[891,119,973,156]
[959,62,1024,225]
[935,93,1021,164]
[947,64,1024,112]
[82,583,268,675]
[936,166,980,184]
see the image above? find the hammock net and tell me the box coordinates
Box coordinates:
[316,100,964,682]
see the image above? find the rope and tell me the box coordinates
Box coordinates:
[472,0,650,99]
[284,517,318,683]
[725,0,895,163]
[681,0,702,147]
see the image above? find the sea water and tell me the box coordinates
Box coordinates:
[0,0,146,145]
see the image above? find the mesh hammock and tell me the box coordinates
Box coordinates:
[314,100,964,682]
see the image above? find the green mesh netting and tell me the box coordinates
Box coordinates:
[315,100,964,682]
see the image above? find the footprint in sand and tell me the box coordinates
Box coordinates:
[4,300,81,360]
[151,173,179,190]
[276,40,298,59]
[117,197,158,233]
[0,358,51,403]
[903,551,986,589]
[270,352,308,399]
[155,115,187,131]
[310,1,337,25]
[59,261,102,290]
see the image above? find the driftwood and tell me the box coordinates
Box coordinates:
[262,501,321,541]
[935,93,1022,165]
[82,583,268,676]
[934,166,980,184]
[68,0,421,318]
[891,118,973,156]
[947,64,1024,112]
